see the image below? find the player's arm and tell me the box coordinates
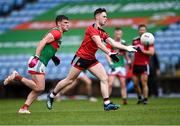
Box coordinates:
[92,35,119,62]
[141,46,155,56]
[105,47,113,65]
[106,37,137,52]
[37,33,60,66]
[92,35,110,54]
[28,33,55,68]
[104,46,117,72]
[35,33,55,57]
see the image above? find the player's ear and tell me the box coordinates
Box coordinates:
[57,21,61,27]
[95,13,99,20]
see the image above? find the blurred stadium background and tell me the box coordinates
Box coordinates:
[0,0,180,98]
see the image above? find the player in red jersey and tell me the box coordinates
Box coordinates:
[47,8,136,111]
[4,15,70,113]
[132,24,155,105]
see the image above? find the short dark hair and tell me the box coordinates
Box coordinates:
[94,8,106,17]
[55,15,69,25]
[115,27,122,31]
[138,24,147,30]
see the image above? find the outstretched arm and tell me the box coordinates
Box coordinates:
[106,37,137,52]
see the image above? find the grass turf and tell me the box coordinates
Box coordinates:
[0,98,180,125]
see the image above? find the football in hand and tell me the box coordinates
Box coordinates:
[140,32,155,46]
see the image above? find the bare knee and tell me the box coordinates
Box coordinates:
[121,83,126,89]
[100,75,108,84]
[86,80,92,85]
[141,74,148,82]
[109,83,112,88]
[65,78,75,85]
[108,80,113,88]
[34,84,45,92]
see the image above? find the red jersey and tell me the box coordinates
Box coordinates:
[76,25,109,60]
[132,36,154,65]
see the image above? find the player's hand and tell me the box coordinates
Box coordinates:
[108,52,119,62]
[136,47,142,52]
[52,55,60,66]
[29,55,39,68]
[126,45,137,52]
[135,45,144,52]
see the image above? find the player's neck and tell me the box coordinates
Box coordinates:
[94,22,102,29]
[115,38,121,42]
[56,26,63,33]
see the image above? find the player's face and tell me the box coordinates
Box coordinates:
[138,27,147,36]
[97,12,107,26]
[58,19,70,32]
[114,30,122,41]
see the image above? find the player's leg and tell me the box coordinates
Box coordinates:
[60,79,78,94]
[53,66,81,94]
[54,79,78,101]
[140,73,149,104]
[108,75,115,95]
[4,71,44,91]
[20,78,38,90]
[47,66,81,110]
[19,74,45,114]
[132,75,143,104]
[119,76,127,105]
[19,91,39,114]
[88,63,120,111]
[88,63,109,99]
[4,71,36,89]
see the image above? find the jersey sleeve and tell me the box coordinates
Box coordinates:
[50,30,62,40]
[86,26,99,37]
[102,32,109,41]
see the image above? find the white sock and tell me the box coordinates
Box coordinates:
[50,93,55,98]
[104,100,110,105]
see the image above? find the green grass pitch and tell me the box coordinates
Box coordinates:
[0,98,180,125]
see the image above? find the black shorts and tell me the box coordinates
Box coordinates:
[133,65,149,75]
[71,55,99,70]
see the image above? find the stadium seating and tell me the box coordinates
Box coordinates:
[0,0,61,33]
[155,22,180,74]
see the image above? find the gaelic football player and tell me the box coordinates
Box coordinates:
[4,15,70,113]
[47,8,136,111]
[132,24,155,105]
